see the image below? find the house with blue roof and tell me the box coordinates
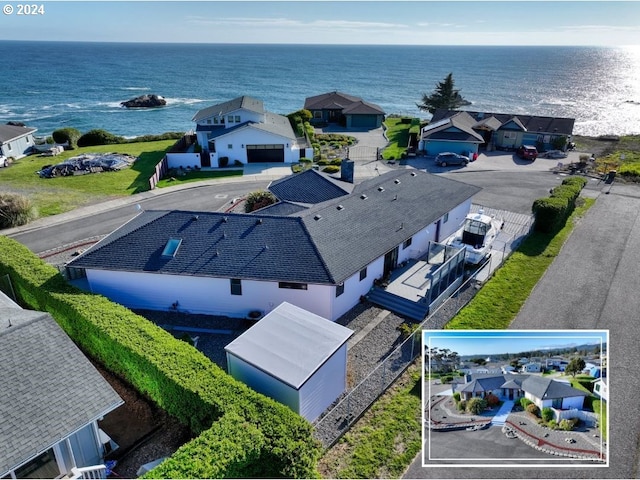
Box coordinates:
[66,169,480,321]
[191,96,313,167]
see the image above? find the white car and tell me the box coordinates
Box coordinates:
[0,155,7,168]
[543,150,568,159]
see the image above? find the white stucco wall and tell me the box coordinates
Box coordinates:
[167,153,202,169]
[85,269,340,320]
[561,395,586,410]
[438,200,474,241]
[209,126,297,165]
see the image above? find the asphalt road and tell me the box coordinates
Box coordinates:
[7,180,269,253]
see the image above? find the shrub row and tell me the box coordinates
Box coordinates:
[532,176,587,233]
[0,237,321,478]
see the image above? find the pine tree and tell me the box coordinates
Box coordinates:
[417,73,469,114]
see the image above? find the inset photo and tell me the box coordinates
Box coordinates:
[422,329,608,468]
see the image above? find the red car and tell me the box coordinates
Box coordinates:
[516,145,538,161]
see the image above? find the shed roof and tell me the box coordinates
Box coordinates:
[224,302,353,389]
[0,294,123,475]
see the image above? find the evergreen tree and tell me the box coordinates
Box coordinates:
[417,73,469,114]
[565,357,586,377]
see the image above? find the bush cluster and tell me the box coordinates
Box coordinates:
[244,190,277,213]
[532,176,587,233]
[322,165,341,174]
[0,193,37,228]
[77,129,125,147]
[52,127,81,148]
[520,397,533,409]
[0,237,322,478]
[526,403,540,417]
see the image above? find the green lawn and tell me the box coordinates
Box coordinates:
[569,376,607,441]
[0,140,175,216]
[318,365,422,479]
[157,169,243,188]
[382,117,419,160]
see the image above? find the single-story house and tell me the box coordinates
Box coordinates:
[0,291,123,479]
[191,96,312,167]
[225,302,353,422]
[0,123,37,160]
[458,373,588,410]
[304,91,385,129]
[420,109,575,155]
[66,169,480,321]
[545,357,569,372]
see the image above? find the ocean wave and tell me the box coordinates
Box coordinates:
[164,97,207,106]
[120,87,151,91]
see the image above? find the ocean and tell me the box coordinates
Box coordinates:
[1,41,639,138]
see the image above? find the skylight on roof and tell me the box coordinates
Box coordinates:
[161,238,182,258]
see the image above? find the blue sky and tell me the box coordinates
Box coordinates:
[424,330,608,357]
[2,1,640,46]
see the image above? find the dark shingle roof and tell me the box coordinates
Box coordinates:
[521,376,589,400]
[0,303,123,475]
[304,91,385,115]
[431,109,575,136]
[421,111,484,143]
[68,170,480,285]
[268,169,353,204]
[192,96,264,123]
[0,124,37,144]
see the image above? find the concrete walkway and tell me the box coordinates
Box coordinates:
[490,400,514,427]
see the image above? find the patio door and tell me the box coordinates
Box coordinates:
[384,246,399,278]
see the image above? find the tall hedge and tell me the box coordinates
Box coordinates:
[0,237,321,478]
[532,176,587,233]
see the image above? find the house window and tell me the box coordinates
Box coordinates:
[213,118,219,124]
[230,278,242,295]
[443,212,449,223]
[336,283,344,297]
[359,267,367,281]
[228,115,234,123]
[206,119,211,124]
[314,111,322,119]
[278,282,308,290]
[14,448,60,479]
[503,132,515,139]
[403,237,413,249]
[235,115,241,122]
[228,144,233,149]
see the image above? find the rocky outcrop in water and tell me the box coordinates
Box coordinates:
[121,94,167,108]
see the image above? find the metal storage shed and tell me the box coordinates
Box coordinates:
[224,302,353,422]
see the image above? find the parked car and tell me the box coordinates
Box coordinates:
[516,145,538,161]
[0,155,7,168]
[543,150,568,159]
[435,152,469,166]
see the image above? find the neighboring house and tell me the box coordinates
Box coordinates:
[66,169,480,321]
[191,96,312,167]
[521,362,542,373]
[0,291,123,479]
[0,123,37,160]
[304,91,385,129]
[421,109,575,155]
[501,365,516,374]
[224,302,353,422]
[545,357,569,372]
[458,373,588,410]
[592,377,608,401]
[584,360,603,378]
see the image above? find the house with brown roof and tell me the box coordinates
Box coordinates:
[304,91,385,129]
